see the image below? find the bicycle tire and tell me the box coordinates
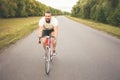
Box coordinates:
[45,47,50,75]
[50,50,53,62]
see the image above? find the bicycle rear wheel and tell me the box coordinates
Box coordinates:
[45,47,50,75]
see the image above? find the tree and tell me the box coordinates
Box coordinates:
[0,0,64,18]
[107,5,120,26]
[16,0,28,17]
[71,0,120,26]
[0,0,10,17]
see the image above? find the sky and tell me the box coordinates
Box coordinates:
[37,0,78,12]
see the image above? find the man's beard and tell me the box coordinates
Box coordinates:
[46,19,50,23]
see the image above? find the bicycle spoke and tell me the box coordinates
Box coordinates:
[45,47,50,75]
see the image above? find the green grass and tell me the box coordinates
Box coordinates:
[0,17,40,49]
[67,16,120,38]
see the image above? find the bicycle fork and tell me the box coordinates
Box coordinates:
[45,37,53,61]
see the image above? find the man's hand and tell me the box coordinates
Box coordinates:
[38,37,41,44]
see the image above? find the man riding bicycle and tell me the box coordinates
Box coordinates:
[38,11,58,55]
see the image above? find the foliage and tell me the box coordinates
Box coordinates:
[71,0,120,26]
[0,0,64,18]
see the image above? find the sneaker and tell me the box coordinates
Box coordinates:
[53,50,56,53]
[52,50,57,56]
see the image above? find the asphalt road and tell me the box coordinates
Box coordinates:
[0,16,120,80]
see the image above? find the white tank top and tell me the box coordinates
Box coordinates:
[39,16,58,30]
[43,22,54,30]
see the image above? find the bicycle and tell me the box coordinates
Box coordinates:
[39,36,55,75]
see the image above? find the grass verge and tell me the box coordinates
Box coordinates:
[0,17,40,49]
[67,16,120,38]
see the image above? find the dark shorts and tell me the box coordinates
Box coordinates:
[42,29,54,37]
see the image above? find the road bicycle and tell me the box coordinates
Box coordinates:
[40,36,55,75]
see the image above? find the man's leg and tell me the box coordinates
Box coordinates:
[41,37,46,50]
[42,36,56,54]
[52,38,56,52]
[51,31,57,53]
[41,30,48,50]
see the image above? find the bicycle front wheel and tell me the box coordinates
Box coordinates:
[45,47,50,75]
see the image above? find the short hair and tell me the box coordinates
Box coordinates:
[45,10,51,14]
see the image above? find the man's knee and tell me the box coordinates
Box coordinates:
[51,31,55,36]
[41,38,46,44]
[52,39,56,44]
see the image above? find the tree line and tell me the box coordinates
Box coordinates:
[71,0,120,26]
[0,0,64,18]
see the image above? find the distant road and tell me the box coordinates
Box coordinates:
[0,16,120,80]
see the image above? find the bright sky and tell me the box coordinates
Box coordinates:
[37,0,78,12]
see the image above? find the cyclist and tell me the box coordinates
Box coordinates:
[38,11,58,55]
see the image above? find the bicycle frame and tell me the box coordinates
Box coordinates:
[45,36,51,48]
[44,36,52,75]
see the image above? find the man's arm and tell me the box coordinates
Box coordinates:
[53,17,58,39]
[39,26,43,37]
[54,26,58,39]
[38,26,43,43]
[39,18,44,38]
